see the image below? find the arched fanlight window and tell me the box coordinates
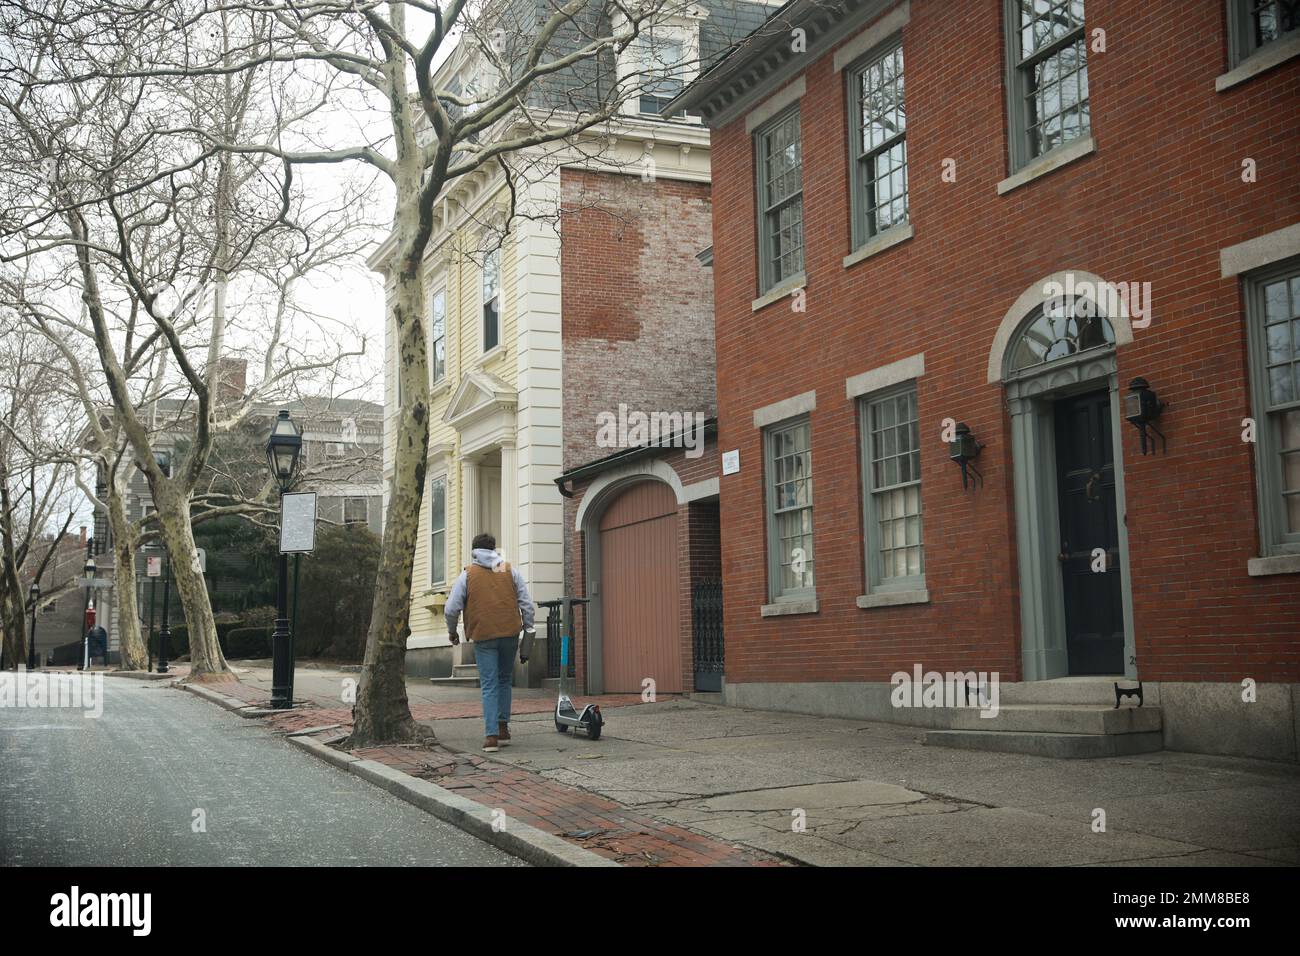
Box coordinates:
[1007,296,1116,375]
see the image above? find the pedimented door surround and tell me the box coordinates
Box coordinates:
[994,273,1138,681]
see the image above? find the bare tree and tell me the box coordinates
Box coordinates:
[0,313,80,666]
[1,4,378,678]
[3,0,738,738]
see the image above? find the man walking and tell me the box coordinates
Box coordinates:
[444,533,535,752]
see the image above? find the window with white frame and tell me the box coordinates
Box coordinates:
[765,417,815,599]
[431,289,447,385]
[1245,259,1300,556]
[429,474,447,584]
[860,385,924,589]
[482,248,500,353]
[1227,0,1300,67]
[755,106,804,293]
[1005,0,1090,170]
[343,497,369,526]
[635,25,686,114]
[850,40,907,248]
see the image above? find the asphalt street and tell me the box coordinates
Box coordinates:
[0,674,524,866]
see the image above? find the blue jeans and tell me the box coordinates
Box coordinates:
[474,636,518,738]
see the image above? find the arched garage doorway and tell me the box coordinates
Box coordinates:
[590,479,683,694]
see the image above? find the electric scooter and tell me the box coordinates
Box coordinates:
[551,597,602,740]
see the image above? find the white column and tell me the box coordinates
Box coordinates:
[460,457,478,565]
[455,456,479,668]
[500,442,518,564]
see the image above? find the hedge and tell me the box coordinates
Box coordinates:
[224,626,272,659]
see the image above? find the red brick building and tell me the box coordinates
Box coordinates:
[556,168,723,697]
[670,0,1300,759]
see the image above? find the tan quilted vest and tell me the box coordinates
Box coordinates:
[465,562,523,641]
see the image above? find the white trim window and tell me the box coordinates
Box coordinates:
[343,497,369,527]
[755,106,804,293]
[615,12,704,119]
[1227,0,1300,67]
[764,417,815,600]
[860,384,924,589]
[429,474,448,585]
[431,288,447,384]
[635,25,686,115]
[1245,259,1300,555]
[849,39,907,248]
[482,248,500,353]
[1004,0,1090,169]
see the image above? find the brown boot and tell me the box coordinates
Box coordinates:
[498,722,511,746]
[483,735,499,753]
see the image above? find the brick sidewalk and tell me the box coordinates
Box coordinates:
[188,673,786,866]
[348,739,784,867]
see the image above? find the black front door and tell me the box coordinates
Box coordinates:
[1054,389,1125,675]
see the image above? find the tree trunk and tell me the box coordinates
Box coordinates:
[0,591,23,668]
[348,229,433,746]
[108,490,146,671]
[0,542,26,667]
[154,480,229,680]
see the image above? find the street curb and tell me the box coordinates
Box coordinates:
[181,681,258,715]
[103,671,174,682]
[287,734,620,869]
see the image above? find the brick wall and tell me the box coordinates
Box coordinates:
[559,168,717,471]
[559,165,719,619]
[707,0,1300,685]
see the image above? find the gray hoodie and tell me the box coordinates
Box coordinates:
[444,548,535,639]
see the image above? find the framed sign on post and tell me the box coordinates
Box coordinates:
[146,557,162,577]
[279,491,317,554]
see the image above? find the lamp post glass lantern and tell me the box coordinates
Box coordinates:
[266,410,302,709]
[28,581,39,670]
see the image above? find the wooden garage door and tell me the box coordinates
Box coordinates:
[599,481,682,694]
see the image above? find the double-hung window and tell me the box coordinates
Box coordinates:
[343,497,369,527]
[635,26,686,115]
[755,107,804,293]
[765,418,815,600]
[860,385,924,590]
[482,248,500,353]
[1245,259,1300,556]
[431,289,447,385]
[849,41,907,248]
[1227,0,1300,67]
[1005,0,1090,170]
[429,474,448,585]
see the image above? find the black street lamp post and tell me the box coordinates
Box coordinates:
[81,552,95,672]
[146,549,158,673]
[266,410,302,710]
[27,581,39,670]
[157,549,172,674]
[153,450,172,675]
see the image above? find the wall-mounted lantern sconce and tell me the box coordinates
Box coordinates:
[1123,377,1166,455]
[949,422,984,490]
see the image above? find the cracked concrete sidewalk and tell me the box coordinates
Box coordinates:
[224,665,1300,866]
[425,695,1300,867]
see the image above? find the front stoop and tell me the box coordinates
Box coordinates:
[430,664,479,687]
[924,677,1163,759]
[926,728,1163,759]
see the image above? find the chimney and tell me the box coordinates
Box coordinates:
[214,357,248,408]
[79,525,87,549]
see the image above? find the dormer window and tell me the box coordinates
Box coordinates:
[636,26,687,115]
[617,9,705,119]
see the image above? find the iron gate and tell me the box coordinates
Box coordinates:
[540,599,575,680]
[692,578,724,692]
